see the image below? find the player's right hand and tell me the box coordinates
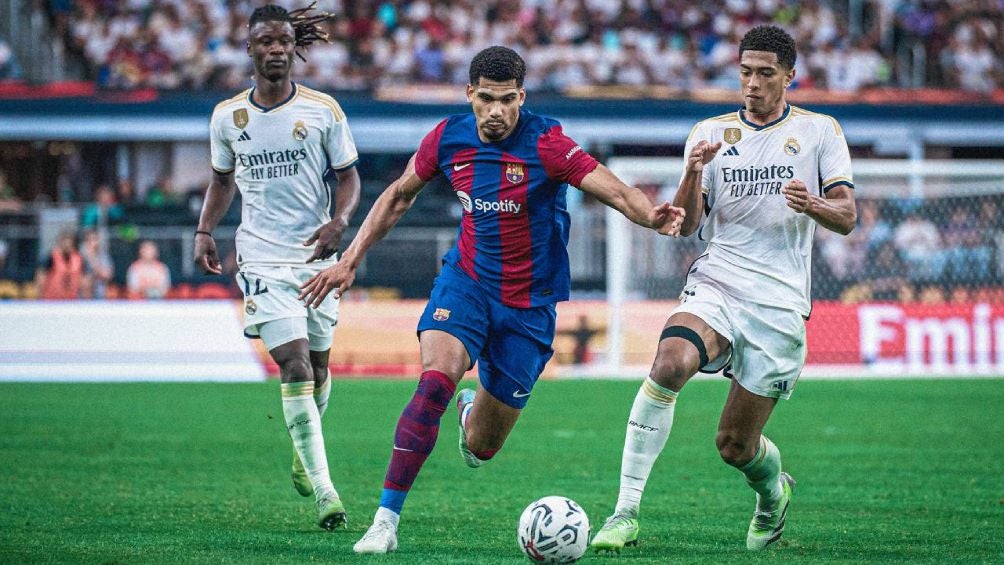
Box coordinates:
[649,202,686,236]
[298,262,355,308]
[687,140,722,172]
[193,233,222,275]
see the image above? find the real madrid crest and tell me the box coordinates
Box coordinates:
[432,308,451,321]
[245,298,257,315]
[724,128,742,145]
[293,120,308,141]
[233,108,249,128]
[784,137,801,156]
[505,163,525,184]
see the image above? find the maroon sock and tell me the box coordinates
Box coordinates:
[383,370,457,492]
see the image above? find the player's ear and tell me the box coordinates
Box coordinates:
[518,88,526,106]
[785,66,796,88]
[465,83,475,103]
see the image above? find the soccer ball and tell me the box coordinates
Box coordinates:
[517,496,590,563]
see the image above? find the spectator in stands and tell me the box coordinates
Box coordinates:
[79,229,114,299]
[126,240,171,299]
[942,31,999,93]
[0,36,22,79]
[0,171,22,213]
[81,184,126,228]
[865,241,909,301]
[145,175,181,208]
[36,230,83,299]
[893,209,944,282]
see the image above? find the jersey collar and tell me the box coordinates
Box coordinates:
[247,82,298,113]
[738,103,791,130]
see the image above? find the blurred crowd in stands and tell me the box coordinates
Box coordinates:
[813,195,1004,303]
[21,0,1000,93]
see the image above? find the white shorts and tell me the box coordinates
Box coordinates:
[672,276,806,400]
[236,264,339,352]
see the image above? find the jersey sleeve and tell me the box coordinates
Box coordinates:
[818,117,853,194]
[679,121,715,199]
[209,109,235,173]
[538,124,599,186]
[414,119,447,182]
[324,102,359,172]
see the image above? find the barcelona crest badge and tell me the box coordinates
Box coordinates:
[432,308,451,321]
[505,163,525,184]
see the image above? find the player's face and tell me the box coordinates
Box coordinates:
[739,50,794,119]
[247,21,296,82]
[467,78,525,142]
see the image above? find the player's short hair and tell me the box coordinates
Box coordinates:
[739,25,797,70]
[248,3,332,62]
[469,46,526,88]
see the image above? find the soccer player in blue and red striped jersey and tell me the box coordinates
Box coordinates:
[299,46,685,554]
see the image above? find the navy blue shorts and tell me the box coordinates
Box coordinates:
[417,264,556,409]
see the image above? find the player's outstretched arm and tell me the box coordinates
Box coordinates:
[783,181,857,235]
[304,166,362,262]
[676,140,721,236]
[577,164,685,236]
[193,169,237,275]
[299,154,428,307]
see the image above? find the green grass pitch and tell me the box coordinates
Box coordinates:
[1,378,1002,564]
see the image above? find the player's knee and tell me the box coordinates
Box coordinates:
[278,357,312,383]
[715,430,754,467]
[649,355,693,390]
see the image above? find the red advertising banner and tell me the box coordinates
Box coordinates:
[807,302,1004,373]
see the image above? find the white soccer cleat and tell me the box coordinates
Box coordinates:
[353,519,399,554]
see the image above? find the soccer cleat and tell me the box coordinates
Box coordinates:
[353,519,398,554]
[456,389,482,468]
[590,513,639,553]
[317,493,347,531]
[746,472,795,550]
[291,451,313,497]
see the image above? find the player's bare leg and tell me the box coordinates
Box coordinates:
[593,313,729,552]
[271,339,344,530]
[456,381,521,467]
[355,330,468,554]
[717,380,792,550]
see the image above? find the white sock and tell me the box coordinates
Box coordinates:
[375,506,400,528]
[614,377,677,518]
[314,373,331,417]
[281,381,336,501]
[739,436,783,511]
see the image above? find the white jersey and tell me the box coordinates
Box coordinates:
[210,83,358,266]
[682,104,853,316]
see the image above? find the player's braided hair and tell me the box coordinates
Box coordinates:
[739,25,797,70]
[248,2,332,62]
[469,46,526,87]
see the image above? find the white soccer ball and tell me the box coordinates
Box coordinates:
[517,496,590,563]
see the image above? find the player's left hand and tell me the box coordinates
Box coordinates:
[649,202,686,236]
[303,219,347,262]
[783,179,811,213]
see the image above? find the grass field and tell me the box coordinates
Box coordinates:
[1,378,1002,564]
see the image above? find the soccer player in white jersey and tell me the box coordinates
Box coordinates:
[591,25,857,552]
[193,4,360,531]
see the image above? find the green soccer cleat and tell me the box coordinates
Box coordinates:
[291,451,313,497]
[590,514,639,553]
[317,493,347,531]
[746,472,795,550]
[456,389,483,468]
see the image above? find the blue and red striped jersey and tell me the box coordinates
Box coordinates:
[414,110,599,308]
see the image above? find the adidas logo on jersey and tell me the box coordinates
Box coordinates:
[236,130,251,142]
[723,145,739,156]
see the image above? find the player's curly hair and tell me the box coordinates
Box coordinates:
[248,2,332,62]
[739,25,797,70]
[469,46,526,87]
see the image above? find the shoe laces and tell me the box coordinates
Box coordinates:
[602,514,634,530]
[361,520,396,540]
